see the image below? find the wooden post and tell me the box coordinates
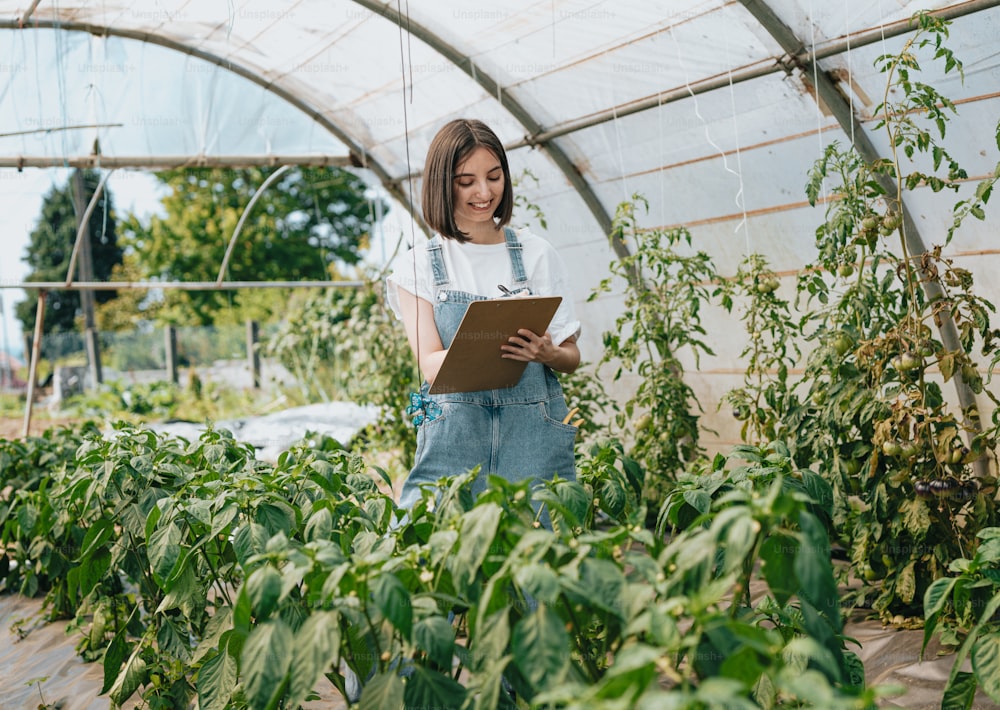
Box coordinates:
[22,291,46,438]
[246,319,260,389]
[71,170,103,388]
[165,326,178,384]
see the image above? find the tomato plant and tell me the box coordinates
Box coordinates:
[592,195,723,515]
[792,12,1000,619]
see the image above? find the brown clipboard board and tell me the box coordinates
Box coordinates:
[428,296,562,394]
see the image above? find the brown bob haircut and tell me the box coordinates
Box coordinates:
[422,119,513,242]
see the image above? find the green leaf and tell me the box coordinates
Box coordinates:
[897,561,917,605]
[157,616,191,660]
[246,565,283,620]
[256,501,295,538]
[578,558,627,619]
[192,608,234,665]
[514,563,562,605]
[942,671,977,710]
[304,507,333,542]
[108,643,148,706]
[209,503,239,539]
[923,576,957,655]
[234,522,269,567]
[471,608,511,670]
[287,611,341,708]
[414,616,455,669]
[197,650,238,710]
[242,619,293,710]
[358,671,405,710]
[450,503,503,590]
[900,498,931,536]
[721,513,758,574]
[512,604,571,690]
[402,666,467,710]
[794,512,840,629]
[148,521,183,585]
[972,632,1000,702]
[101,632,127,695]
[155,564,199,615]
[760,534,798,607]
[77,518,114,562]
[372,572,413,640]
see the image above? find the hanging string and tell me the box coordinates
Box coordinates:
[402,0,414,104]
[668,20,748,251]
[721,7,750,254]
[609,102,629,205]
[394,0,434,425]
[51,0,72,165]
[844,3,856,149]
[808,0,828,206]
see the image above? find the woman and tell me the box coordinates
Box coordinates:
[386,118,581,510]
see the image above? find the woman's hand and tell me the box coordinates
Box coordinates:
[501,330,580,374]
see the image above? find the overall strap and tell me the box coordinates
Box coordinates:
[426,235,449,287]
[503,227,528,284]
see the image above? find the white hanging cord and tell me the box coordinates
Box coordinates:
[668,20,748,251]
[395,0,423,380]
[52,0,72,163]
[610,102,630,204]
[808,0,828,206]
[844,3,856,149]
[721,8,750,254]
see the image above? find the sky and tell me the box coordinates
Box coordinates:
[0,168,167,361]
[0,168,405,361]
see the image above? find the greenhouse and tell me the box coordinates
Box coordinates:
[1,0,1000,708]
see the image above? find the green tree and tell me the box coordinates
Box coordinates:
[16,169,121,335]
[121,166,382,326]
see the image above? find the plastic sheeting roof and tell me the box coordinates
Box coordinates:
[2,0,999,447]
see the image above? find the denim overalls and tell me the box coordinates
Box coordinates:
[397,227,578,510]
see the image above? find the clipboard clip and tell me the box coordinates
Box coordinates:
[497,284,532,297]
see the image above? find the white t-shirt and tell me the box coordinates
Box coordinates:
[386,228,581,345]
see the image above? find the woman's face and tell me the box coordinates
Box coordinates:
[452,146,504,236]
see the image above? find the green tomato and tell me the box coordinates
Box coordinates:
[861,215,879,230]
[899,352,923,371]
[882,440,903,457]
[838,263,855,278]
[832,334,852,356]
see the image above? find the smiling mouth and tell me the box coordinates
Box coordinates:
[470,201,491,209]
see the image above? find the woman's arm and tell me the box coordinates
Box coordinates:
[501,331,580,374]
[396,286,448,384]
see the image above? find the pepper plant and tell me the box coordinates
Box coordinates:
[923,526,1000,708]
[2,423,887,708]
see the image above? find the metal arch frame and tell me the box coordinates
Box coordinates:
[0,16,421,232]
[346,0,623,257]
[737,0,987,477]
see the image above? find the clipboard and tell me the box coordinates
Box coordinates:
[428,296,562,394]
